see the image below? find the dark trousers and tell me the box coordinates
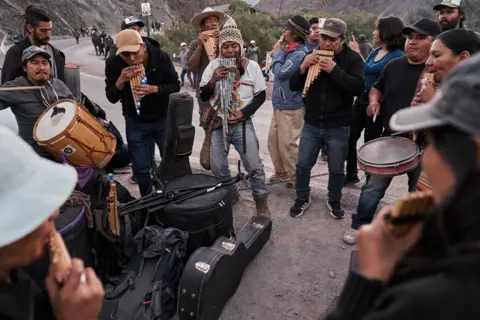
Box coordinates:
[346,90,383,177]
[126,117,166,197]
[296,123,350,203]
[180,69,193,86]
[351,165,422,229]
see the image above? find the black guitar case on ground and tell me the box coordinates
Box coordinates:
[177,215,272,320]
[156,174,235,257]
[157,92,195,184]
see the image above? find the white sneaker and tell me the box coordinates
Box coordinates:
[343,228,358,245]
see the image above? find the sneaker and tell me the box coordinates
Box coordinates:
[130,175,137,184]
[343,228,358,245]
[327,202,345,219]
[269,172,289,183]
[344,175,360,186]
[289,198,310,218]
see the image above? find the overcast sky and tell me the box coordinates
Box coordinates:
[246,0,260,6]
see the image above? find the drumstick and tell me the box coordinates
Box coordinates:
[0,86,46,91]
[373,113,378,123]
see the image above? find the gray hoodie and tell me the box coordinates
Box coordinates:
[0,76,74,158]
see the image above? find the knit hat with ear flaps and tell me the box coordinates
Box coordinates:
[219,16,244,52]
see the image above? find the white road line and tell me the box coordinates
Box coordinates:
[80,72,104,80]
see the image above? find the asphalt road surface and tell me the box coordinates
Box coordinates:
[0,36,411,320]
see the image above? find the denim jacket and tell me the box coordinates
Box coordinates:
[271,45,307,110]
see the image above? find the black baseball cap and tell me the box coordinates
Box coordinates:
[390,53,480,136]
[434,0,462,10]
[403,18,442,37]
[121,16,145,30]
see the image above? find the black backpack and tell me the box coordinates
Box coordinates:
[100,225,188,320]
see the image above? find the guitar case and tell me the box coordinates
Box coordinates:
[177,215,272,320]
[157,92,195,184]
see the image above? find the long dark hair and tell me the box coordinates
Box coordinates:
[436,29,480,56]
[377,16,405,52]
[389,126,480,286]
[21,5,50,34]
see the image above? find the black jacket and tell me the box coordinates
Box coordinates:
[0,269,54,320]
[1,37,66,84]
[105,40,180,122]
[290,45,364,128]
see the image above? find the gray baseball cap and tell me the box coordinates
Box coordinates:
[320,18,347,38]
[22,45,51,64]
[434,0,462,10]
[390,53,480,136]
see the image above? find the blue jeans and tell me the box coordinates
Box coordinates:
[210,119,268,200]
[126,117,166,197]
[296,123,350,202]
[351,165,422,229]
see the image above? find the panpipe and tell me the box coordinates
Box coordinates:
[413,72,435,141]
[386,191,434,238]
[48,230,86,284]
[302,50,334,97]
[130,64,147,116]
[204,30,219,61]
[217,58,237,154]
[107,173,121,236]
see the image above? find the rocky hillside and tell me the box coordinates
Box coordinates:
[0,0,229,38]
[256,0,422,19]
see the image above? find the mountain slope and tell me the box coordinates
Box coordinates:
[0,0,229,38]
[255,0,423,19]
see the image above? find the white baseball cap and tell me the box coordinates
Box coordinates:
[250,40,256,44]
[0,126,77,247]
[180,42,187,47]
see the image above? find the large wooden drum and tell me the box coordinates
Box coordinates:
[33,99,116,168]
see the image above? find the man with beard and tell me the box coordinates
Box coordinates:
[434,0,466,31]
[343,19,442,245]
[1,5,65,84]
[0,46,74,159]
[199,17,270,216]
[186,7,228,118]
[105,30,180,197]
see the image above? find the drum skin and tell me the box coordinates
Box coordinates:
[33,100,116,168]
[357,136,420,177]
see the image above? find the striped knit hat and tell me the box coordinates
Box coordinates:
[219,16,244,51]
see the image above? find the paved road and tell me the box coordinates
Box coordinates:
[0,37,411,319]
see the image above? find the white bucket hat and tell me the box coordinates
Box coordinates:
[0,125,77,247]
[191,7,228,30]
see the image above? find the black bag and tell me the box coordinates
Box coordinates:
[157,92,195,184]
[156,174,234,257]
[104,121,131,173]
[100,226,188,320]
[178,216,272,320]
[85,173,139,279]
[24,205,93,289]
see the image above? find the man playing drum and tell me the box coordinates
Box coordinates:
[0,46,74,159]
[343,19,442,245]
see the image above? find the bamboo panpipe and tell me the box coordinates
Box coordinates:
[129,64,146,115]
[302,50,334,96]
[48,230,72,284]
[386,191,435,238]
[107,173,120,236]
